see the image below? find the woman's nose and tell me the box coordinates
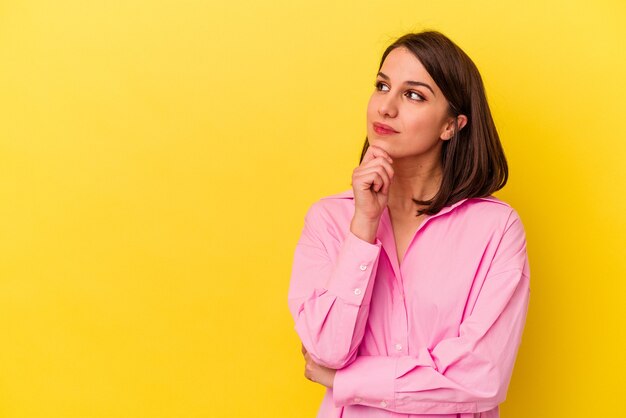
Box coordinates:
[378,94,398,118]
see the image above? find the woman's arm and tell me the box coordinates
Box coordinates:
[287,202,383,369]
[331,212,531,414]
[302,343,337,388]
[288,145,394,369]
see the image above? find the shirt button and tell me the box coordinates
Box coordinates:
[394,343,402,351]
[359,264,368,271]
[380,400,388,407]
[354,288,362,295]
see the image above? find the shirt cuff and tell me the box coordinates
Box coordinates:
[325,230,382,306]
[333,355,397,409]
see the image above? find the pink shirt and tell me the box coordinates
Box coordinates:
[287,189,530,418]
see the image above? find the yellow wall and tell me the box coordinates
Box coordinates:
[1,1,624,417]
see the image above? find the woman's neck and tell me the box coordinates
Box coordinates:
[387,156,442,214]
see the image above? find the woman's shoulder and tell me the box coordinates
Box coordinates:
[302,189,355,228]
[319,188,355,201]
[466,194,516,211]
[464,195,513,214]
[459,195,524,231]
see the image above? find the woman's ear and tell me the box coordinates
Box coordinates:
[441,114,468,140]
[456,114,468,132]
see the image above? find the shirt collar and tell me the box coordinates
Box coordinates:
[320,189,508,219]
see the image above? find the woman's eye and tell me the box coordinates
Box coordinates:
[375,81,390,92]
[406,90,425,101]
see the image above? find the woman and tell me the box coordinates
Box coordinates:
[287,31,530,418]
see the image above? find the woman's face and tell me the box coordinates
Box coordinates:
[366,47,455,160]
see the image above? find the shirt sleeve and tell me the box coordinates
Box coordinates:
[332,210,531,414]
[287,202,383,369]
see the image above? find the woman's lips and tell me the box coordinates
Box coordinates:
[373,122,399,135]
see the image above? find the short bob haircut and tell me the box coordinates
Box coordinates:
[360,31,508,216]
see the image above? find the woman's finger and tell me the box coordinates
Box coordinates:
[354,170,385,193]
[362,144,393,165]
[358,156,394,183]
[354,166,391,194]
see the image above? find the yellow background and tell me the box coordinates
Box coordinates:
[1,0,624,417]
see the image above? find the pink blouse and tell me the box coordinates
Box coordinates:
[287,189,530,418]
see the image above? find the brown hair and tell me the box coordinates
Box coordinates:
[360,31,508,215]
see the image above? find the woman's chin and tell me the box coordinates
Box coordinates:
[368,139,391,152]
[372,143,397,159]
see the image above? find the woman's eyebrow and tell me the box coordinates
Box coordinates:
[377,71,436,96]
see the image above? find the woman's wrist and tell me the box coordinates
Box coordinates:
[350,214,380,243]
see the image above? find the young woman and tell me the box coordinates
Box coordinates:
[287,31,530,418]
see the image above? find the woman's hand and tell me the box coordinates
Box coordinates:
[301,344,336,388]
[350,145,394,242]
